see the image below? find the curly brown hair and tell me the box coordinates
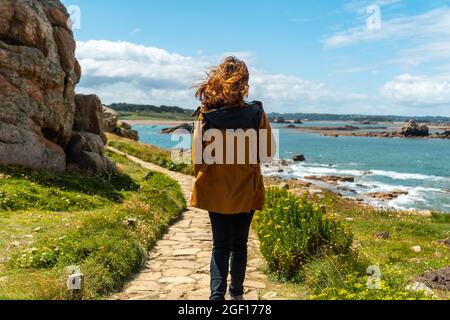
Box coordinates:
[196,56,249,110]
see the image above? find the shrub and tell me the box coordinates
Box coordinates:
[255,188,353,280]
[309,266,429,300]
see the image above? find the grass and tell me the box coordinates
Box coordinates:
[256,187,450,300]
[0,149,186,300]
[107,133,194,175]
[0,165,136,212]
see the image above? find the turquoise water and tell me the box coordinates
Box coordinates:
[133,122,450,213]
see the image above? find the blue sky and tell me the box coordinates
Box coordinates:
[63,0,450,116]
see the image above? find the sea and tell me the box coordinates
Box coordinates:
[132,121,450,213]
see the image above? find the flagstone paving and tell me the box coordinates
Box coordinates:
[109,147,280,301]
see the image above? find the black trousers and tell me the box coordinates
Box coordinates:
[209,211,255,300]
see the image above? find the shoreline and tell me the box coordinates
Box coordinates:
[283,126,450,140]
[262,159,449,215]
[122,118,450,140]
[124,122,449,214]
[121,119,190,126]
[263,173,444,217]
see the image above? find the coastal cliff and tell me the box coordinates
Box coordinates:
[0,0,137,174]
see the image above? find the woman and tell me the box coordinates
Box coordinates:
[191,56,275,300]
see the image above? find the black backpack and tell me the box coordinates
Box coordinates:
[193,101,264,131]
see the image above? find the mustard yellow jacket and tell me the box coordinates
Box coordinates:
[190,102,276,214]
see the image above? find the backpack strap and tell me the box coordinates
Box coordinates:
[199,101,264,131]
[251,101,264,110]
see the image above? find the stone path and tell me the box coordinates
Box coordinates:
[109,147,270,300]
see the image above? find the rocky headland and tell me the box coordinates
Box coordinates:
[0,0,137,175]
[319,121,449,139]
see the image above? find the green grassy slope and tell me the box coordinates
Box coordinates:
[0,149,186,300]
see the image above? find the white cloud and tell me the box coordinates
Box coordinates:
[76,40,355,112]
[343,0,402,14]
[323,7,450,48]
[381,73,450,107]
[76,40,207,107]
[390,41,450,66]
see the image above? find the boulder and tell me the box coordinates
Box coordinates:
[375,231,391,240]
[439,130,450,139]
[293,154,306,162]
[0,0,79,171]
[116,122,139,141]
[367,190,409,201]
[101,106,139,141]
[73,94,105,139]
[416,267,450,291]
[66,147,116,176]
[102,106,119,133]
[305,175,355,184]
[279,182,290,190]
[437,239,450,247]
[66,95,116,175]
[67,132,105,155]
[399,121,429,137]
[411,246,422,253]
[405,282,435,297]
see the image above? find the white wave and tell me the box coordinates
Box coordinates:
[289,164,365,177]
[287,163,447,182]
[360,183,446,211]
[370,170,446,181]
[262,161,449,212]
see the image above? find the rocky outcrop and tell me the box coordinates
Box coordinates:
[102,106,119,133]
[73,95,106,142]
[437,239,450,247]
[0,0,126,175]
[66,94,116,175]
[161,123,193,134]
[432,130,450,139]
[416,267,450,291]
[116,121,139,141]
[367,190,409,201]
[322,130,450,140]
[275,117,287,124]
[102,106,139,141]
[0,0,78,172]
[304,175,355,184]
[399,120,429,137]
[293,154,306,162]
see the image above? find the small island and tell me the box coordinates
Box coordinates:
[285,120,450,140]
